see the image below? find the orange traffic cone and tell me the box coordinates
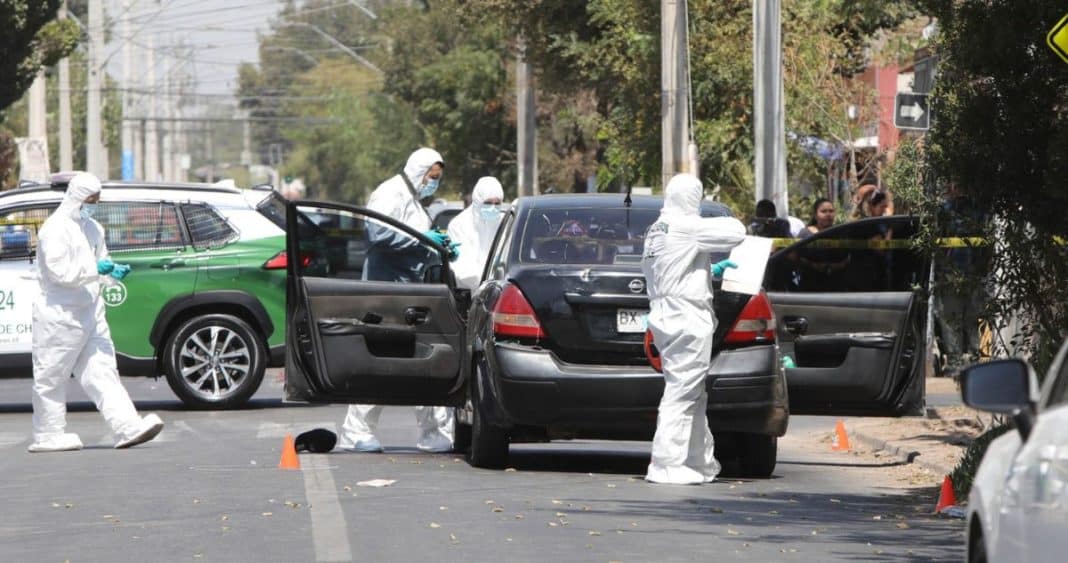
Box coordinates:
[278,433,301,470]
[935,475,957,512]
[831,419,851,451]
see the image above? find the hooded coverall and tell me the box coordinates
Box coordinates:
[338,148,456,453]
[641,173,746,484]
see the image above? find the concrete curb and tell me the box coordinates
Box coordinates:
[850,429,955,477]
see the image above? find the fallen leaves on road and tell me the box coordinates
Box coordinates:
[430,522,441,529]
[727,528,741,536]
[261,512,273,517]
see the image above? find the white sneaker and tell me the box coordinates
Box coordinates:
[645,464,705,485]
[115,414,164,449]
[350,437,384,453]
[416,431,453,453]
[28,433,83,453]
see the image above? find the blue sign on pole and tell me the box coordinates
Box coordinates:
[121,150,134,180]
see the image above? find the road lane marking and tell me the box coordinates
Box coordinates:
[256,421,337,439]
[301,454,352,562]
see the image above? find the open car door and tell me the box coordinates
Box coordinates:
[285,201,466,406]
[765,216,928,416]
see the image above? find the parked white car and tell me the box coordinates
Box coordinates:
[962,339,1068,563]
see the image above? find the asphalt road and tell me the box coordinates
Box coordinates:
[0,371,964,562]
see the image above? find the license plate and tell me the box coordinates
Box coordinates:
[616,308,649,333]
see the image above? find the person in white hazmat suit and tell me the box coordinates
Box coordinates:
[446,176,505,291]
[641,173,746,484]
[338,148,458,453]
[29,172,165,452]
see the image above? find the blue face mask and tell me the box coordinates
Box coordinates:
[80,203,97,220]
[417,178,440,199]
[479,205,502,221]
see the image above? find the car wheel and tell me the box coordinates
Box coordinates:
[164,314,266,409]
[467,356,509,469]
[968,524,988,563]
[738,433,777,478]
[453,405,472,453]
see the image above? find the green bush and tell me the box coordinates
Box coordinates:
[949,423,1012,500]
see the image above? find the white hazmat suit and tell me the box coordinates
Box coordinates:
[30,173,164,452]
[338,148,456,453]
[446,177,505,291]
[641,174,746,484]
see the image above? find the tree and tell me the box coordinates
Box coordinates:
[459,0,916,210]
[920,0,1068,371]
[0,0,79,111]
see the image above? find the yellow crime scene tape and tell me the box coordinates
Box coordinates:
[768,236,1064,250]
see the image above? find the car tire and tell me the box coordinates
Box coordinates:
[738,433,777,478]
[968,525,988,563]
[164,314,266,409]
[453,406,472,453]
[467,356,509,469]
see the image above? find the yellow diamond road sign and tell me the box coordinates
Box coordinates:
[1049,13,1068,63]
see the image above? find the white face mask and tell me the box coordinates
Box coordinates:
[80,203,97,220]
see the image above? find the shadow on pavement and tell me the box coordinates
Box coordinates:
[558,486,962,561]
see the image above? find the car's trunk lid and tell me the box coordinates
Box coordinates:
[510,265,750,366]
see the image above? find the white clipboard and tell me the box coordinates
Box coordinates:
[720,236,773,295]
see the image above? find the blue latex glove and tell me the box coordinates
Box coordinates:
[97,258,115,275]
[446,241,461,262]
[109,263,131,280]
[711,259,738,278]
[423,230,449,246]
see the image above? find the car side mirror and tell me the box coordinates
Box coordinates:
[960,358,1036,441]
[424,264,444,284]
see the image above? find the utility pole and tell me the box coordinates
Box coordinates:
[86,0,107,177]
[121,0,134,180]
[144,37,160,182]
[661,0,692,187]
[161,53,174,183]
[753,0,789,216]
[28,72,47,140]
[58,0,73,171]
[516,38,537,197]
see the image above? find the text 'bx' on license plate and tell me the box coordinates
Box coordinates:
[616,308,649,333]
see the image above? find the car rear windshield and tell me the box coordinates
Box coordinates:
[518,207,661,265]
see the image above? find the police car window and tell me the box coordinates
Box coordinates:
[0,205,55,260]
[182,204,237,249]
[294,205,444,284]
[765,218,926,293]
[519,207,659,265]
[99,202,184,253]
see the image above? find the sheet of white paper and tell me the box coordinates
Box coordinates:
[720,236,773,295]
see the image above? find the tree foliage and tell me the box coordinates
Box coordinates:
[920,0,1068,370]
[0,0,80,112]
[459,0,915,207]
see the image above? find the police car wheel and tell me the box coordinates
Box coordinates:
[164,314,266,409]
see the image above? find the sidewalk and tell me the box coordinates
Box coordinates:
[839,377,992,477]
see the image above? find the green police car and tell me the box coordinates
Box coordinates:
[0,178,289,409]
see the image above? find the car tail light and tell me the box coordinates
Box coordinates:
[263,251,312,270]
[724,291,777,344]
[492,283,546,339]
[644,329,662,373]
